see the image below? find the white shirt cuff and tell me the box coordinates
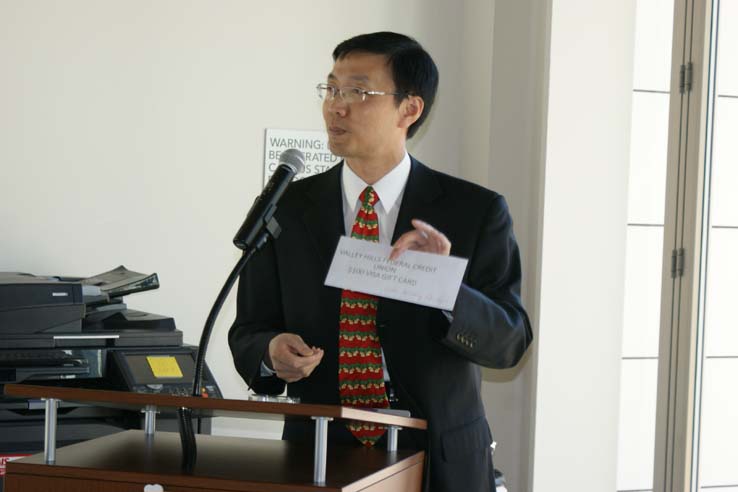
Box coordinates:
[260,360,276,377]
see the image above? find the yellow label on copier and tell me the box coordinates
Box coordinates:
[146,356,183,378]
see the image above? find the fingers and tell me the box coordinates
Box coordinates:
[268,333,324,383]
[272,348,323,371]
[390,231,426,260]
[412,219,451,254]
[390,219,451,260]
[274,355,323,382]
[287,335,317,357]
[272,353,323,382]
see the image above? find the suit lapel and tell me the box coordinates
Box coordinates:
[302,162,346,270]
[391,157,443,243]
[378,158,444,330]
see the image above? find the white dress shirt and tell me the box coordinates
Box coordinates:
[341,152,411,245]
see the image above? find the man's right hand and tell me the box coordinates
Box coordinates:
[265,333,324,383]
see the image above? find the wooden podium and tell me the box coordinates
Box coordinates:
[2,384,427,492]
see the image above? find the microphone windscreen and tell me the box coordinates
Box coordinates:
[279,148,306,174]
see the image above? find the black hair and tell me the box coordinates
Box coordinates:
[332,32,439,139]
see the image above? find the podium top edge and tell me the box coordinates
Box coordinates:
[3,383,427,430]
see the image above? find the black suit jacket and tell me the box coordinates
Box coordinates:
[229,157,532,492]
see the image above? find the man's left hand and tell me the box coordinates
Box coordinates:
[390,219,451,260]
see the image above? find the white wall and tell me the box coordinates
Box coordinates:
[531,1,636,491]
[481,0,551,489]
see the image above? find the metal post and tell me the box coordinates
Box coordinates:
[387,425,400,452]
[143,405,157,435]
[311,416,332,484]
[43,398,59,464]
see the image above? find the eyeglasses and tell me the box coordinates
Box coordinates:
[316,83,406,104]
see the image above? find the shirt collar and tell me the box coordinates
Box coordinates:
[342,152,411,214]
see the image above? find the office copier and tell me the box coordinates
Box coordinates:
[0,267,222,488]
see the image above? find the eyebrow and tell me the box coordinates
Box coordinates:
[327,73,370,83]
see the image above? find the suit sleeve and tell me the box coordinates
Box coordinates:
[228,240,287,395]
[441,195,533,368]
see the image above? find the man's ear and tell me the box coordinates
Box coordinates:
[398,95,425,130]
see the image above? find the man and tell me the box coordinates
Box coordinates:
[229,32,532,492]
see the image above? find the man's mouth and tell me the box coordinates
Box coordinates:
[328,126,347,136]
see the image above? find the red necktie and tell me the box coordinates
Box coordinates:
[338,186,390,447]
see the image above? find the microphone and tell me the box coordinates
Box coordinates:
[233,148,305,250]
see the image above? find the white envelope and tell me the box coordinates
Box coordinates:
[324,236,468,311]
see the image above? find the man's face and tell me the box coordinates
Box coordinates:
[322,52,407,163]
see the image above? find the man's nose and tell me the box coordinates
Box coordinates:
[325,96,348,116]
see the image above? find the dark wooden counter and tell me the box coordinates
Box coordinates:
[6,430,425,491]
[3,384,427,491]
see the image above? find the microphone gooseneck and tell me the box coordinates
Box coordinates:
[177,149,304,471]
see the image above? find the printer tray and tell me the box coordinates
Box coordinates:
[0,329,183,350]
[0,350,90,384]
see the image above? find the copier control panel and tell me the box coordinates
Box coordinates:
[109,347,221,398]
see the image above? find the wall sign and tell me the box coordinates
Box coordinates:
[263,129,340,186]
